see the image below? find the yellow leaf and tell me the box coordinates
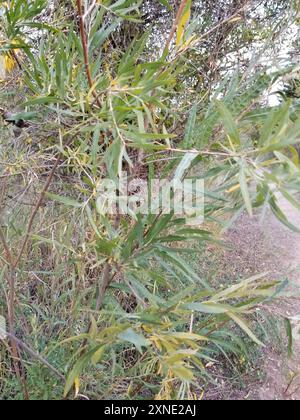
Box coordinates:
[0,55,5,80]
[74,377,80,399]
[4,53,15,73]
[228,16,243,23]
[228,312,265,347]
[172,364,194,381]
[91,346,105,366]
[226,183,241,194]
[180,34,197,50]
[169,332,208,341]
[176,0,192,47]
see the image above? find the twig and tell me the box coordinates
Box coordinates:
[0,1,102,392]
[78,266,115,358]
[95,263,113,312]
[83,0,97,20]
[11,50,22,71]
[0,135,74,392]
[1,329,66,383]
[164,0,188,53]
[12,134,77,269]
[76,0,102,107]
[13,151,63,269]
[195,1,250,46]
[5,267,29,399]
[0,224,13,266]
[284,371,300,396]
[164,1,250,61]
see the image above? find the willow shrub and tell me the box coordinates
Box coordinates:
[0,0,299,399]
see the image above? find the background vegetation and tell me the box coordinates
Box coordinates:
[0,0,300,400]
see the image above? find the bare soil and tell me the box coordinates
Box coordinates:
[223,197,300,400]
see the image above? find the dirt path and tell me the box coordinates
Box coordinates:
[223,197,300,400]
[258,197,300,400]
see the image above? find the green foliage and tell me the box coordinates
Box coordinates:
[0,0,299,400]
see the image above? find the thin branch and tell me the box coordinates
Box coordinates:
[164,0,188,53]
[4,268,29,399]
[1,328,66,383]
[11,50,22,71]
[165,1,250,61]
[83,0,97,20]
[1,137,74,388]
[13,152,63,269]
[195,1,250,46]
[78,266,115,358]
[0,0,103,390]
[0,224,13,266]
[95,263,113,312]
[12,133,77,269]
[76,0,102,107]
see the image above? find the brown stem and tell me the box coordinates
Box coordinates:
[91,267,116,329]
[76,0,102,107]
[0,134,74,391]
[95,263,113,312]
[164,0,188,53]
[13,134,76,269]
[1,4,104,387]
[11,50,22,71]
[79,265,115,358]
[0,224,13,265]
[0,24,104,380]
[195,1,249,46]
[4,330,66,383]
[163,0,249,60]
[284,372,300,396]
[13,154,62,269]
[5,268,29,399]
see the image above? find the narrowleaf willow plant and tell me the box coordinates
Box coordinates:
[0,0,299,400]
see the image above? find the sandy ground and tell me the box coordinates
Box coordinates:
[224,197,300,400]
[258,197,300,400]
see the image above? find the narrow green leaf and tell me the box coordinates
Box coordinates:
[239,166,253,216]
[284,318,293,358]
[217,101,240,145]
[46,193,83,208]
[118,328,150,353]
[228,312,265,347]
[182,104,197,147]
